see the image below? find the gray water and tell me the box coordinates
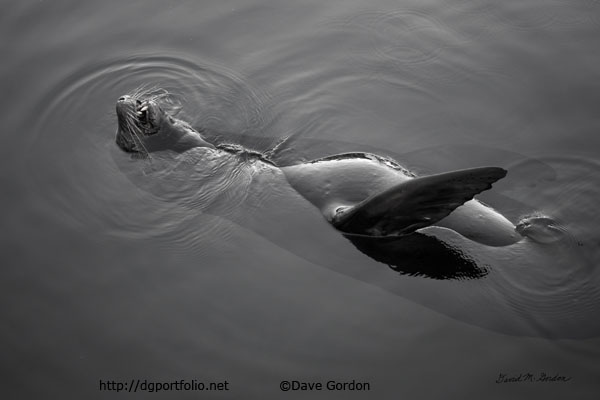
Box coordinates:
[2,0,600,398]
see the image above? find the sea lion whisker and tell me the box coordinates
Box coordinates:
[129,83,154,99]
[125,118,152,160]
[148,90,173,104]
[124,111,140,132]
[127,86,141,99]
[126,86,183,117]
[137,85,166,100]
[126,119,143,141]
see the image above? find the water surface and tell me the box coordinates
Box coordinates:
[2,0,600,398]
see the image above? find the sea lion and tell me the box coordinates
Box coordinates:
[114,88,553,247]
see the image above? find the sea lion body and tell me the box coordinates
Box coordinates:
[114,89,553,247]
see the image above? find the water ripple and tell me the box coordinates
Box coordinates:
[25,52,272,249]
[488,154,600,337]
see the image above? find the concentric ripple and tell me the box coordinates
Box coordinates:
[486,155,600,338]
[25,51,272,248]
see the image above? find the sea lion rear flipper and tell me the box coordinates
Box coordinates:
[331,166,507,236]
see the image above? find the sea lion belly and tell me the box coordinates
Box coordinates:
[281,154,411,219]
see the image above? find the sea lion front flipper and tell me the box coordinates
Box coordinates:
[331,166,507,236]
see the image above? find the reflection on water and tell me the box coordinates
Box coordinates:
[344,233,488,280]
[3,0,600,398]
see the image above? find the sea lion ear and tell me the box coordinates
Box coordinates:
[331,166,507,236]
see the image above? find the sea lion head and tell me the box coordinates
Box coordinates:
[115,89,175,154]
[115,87,214,155]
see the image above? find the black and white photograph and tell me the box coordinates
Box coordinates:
[2,0,600,398]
